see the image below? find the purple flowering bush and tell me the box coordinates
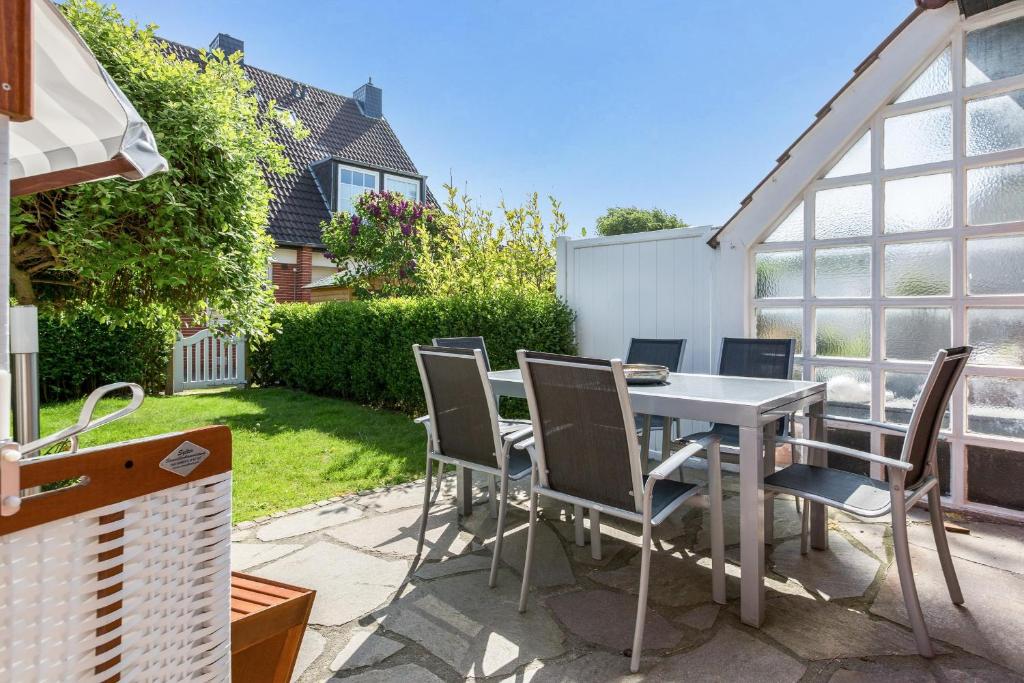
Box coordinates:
[320,191,440,297]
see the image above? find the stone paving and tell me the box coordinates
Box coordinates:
[230,472,1024,682]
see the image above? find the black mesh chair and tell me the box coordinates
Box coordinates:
[515,350,724,673]
[626,338,687,461]
[412,345,533,586]
[433,336,492,370]
[432,336,523,516]
[767,347,970,657]
[679,337,796,450]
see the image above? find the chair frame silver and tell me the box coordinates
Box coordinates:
[514,350,725,673]
[767,347,970,658]
[412,344,533,587]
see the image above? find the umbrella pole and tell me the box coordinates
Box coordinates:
[1,114,11,441]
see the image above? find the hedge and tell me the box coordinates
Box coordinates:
[250,292,577,412]
[39,314,174,404]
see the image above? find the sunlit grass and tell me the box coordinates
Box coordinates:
[40,387,424,522]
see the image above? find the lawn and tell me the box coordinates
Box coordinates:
[39,387,425,522]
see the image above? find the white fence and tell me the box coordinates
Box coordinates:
[171,329,246,393]
[556,227,726,372]
[556,227,732,442]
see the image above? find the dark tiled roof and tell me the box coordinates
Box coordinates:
[165,40,428,248]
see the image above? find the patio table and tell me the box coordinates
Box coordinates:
[483,369,828,628]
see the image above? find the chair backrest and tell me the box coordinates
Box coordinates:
[518,350,644,513]
[901,347,971,489]
[626,338,687,372]
[715,338,796,436]
[433,336,491,371]
[414,345,503,469]
[719,337,795,379]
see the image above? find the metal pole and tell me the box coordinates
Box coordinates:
[0,115,11,441]
[11,305,39,447]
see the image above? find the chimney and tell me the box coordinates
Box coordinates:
[353,78,382,119]
[210,33,244,63]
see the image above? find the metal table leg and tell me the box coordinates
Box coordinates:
[640,415,652,462]
[763,423,776,547]
[660,417,672,462]
[739,425,765,627]
[808,400,829,550]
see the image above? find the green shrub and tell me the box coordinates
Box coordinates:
[250,292,576,413]
[38,315,174,403]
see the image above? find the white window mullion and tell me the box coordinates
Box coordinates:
[949,25,968,509]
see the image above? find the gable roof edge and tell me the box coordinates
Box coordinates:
[707,5,961,248]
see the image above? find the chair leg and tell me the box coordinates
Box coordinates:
[489,469,510,588]
[927,486,964,605]
[891,482,935,658]
[431,461,445,504]
[706,439,726,604]
[518,470,540,613]
[799,496,810,556]
[487,475,498,518]
[573,504,586,547]
[416,457,434,557]
[590,507,602,561]
[630,509,654,673]
[640,414,652,462]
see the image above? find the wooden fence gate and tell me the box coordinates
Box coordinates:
[172,329,246,393]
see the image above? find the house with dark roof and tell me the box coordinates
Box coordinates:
[168,33,431,303]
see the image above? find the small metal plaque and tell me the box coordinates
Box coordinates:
[160,441,210,477]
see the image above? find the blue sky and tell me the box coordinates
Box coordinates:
[112,0,911,235]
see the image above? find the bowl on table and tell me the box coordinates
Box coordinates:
[622,364,670,386]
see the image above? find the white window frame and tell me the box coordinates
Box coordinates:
[336,164,380,213]
[750,7,1024,520]
[384,174,421,202]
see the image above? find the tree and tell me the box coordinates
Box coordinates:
[320,191,440,298]
[416,186,568,297]
[10,0,303,336]
[595,206,688,236]
[320,185,570,299]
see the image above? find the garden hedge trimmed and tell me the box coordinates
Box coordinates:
[39,314,174,403]
[251,292,576,412]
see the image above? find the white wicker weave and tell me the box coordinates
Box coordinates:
[0,471,232,681]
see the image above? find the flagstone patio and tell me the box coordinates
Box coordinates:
[230,472,1024,682]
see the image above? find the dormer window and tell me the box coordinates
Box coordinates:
[338,165,379,213]
[385,174,420,202]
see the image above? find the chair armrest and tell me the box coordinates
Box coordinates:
[649,437,717,481]
[502,427,533,446]
[513,436,535,450]
[414,415,430,424]
[824,415,908,435]
[778,436,912,471]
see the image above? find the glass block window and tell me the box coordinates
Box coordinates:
[814,246,871,298]
[764,203,804,243]
[883,106,953,169]
[895,47,952,103]
[825,131,872,178]
[752,18,1024,518]
[884,173,952,233]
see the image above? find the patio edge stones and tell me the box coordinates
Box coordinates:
[229,475,1024,683]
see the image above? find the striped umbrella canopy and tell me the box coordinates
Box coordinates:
[0,0,166,452]
[8,0,167,196]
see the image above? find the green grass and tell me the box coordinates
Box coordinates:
[39,387,424,522]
